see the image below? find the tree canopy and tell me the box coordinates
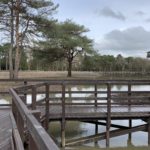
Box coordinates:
[33,20,93,77]
[0,0,58,78]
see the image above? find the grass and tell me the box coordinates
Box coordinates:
[0,71,100,79]
[0,70,149,80]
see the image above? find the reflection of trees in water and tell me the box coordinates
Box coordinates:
[115,85,124,91]
[73,85,107,91]
[49,121,84,140]
[0,95,11,104]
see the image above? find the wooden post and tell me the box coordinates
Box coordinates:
[32,86,36,110]
[23,81,27,104]
[148,119,150,145]
[45,83,50,131]
[128,82,132,140]
[106,83,111,147]
[94,84,98,145]
[17,111,24,141]
[28,111,41,150]
[12,98,16,120]
[61,83,66,148]
[95,121,98,145]
[128,82,131,106]
[95,84,97,107]
[148,125,150,145]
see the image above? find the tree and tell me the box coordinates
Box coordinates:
[0,43,10,70]
[59,20,93,77]
[35,20,93,77]
[0,0,58,78]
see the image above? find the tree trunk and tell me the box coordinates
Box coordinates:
[9,0,14,79]
[67,59,72,77]
[14,0,20,79]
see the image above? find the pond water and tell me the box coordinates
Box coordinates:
[0,98,10,104]
[0,84,150,150]
[49,120,148,150]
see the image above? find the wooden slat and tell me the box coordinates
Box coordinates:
[66,124,147,146]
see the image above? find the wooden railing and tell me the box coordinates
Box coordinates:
[10,113,24,150]
[9,87,59,150]
[11,80,150,147]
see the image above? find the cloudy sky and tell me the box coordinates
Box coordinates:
[53,0,150,58]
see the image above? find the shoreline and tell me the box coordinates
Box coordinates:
[0,71,149,79]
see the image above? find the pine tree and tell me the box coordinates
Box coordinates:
[0,0,58,78]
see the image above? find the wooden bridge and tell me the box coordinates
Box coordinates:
[0,79,150,149]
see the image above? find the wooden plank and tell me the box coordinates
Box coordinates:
[94,84,97,107]
[9,113,24,150]
[45,84,50,130]
[27,114,59,150]
[83,121,129,129]
[66,124,147,146]
[12,129,24,150]
[106,83,111,147]
[32,86,37,110]
[10,88,60,150]
[61,83,66,148]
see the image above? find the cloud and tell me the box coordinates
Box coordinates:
[96,26,150,52]
[97,7,126,21]
[145,18,150,22]
[135,11,145,16]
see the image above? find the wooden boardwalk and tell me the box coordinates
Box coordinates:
[1,79,150,149]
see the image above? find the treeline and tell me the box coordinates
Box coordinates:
[1,45,149,73]
[81,54,150,72]
[35,53,150,72]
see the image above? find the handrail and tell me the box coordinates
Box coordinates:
[9,88,59,150]
[10,113,24,150]
[0,79,150,96]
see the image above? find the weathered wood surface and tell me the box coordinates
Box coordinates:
[0,107,24,150]
[9,88,59,150]
[39,105,150,120]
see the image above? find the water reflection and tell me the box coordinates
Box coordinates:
[0,95,11,104]
[49,120,148,149]
[0,98,9,104]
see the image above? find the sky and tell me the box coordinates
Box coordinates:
[53,0,150,58]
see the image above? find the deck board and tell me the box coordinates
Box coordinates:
[0,107,13,150]
[38,105,150,120]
